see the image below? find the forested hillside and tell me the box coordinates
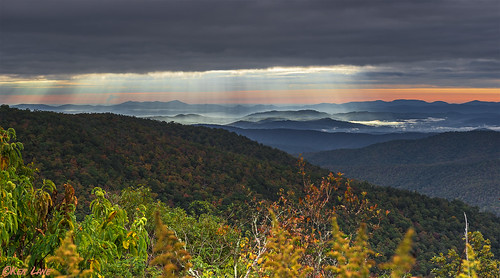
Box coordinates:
[198,125,432,153]
[1,106,499,276]
[0,105,322,215]
[303,131,500,215]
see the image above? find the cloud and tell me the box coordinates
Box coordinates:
[0,0,498,79]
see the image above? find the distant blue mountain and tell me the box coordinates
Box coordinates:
[11,99,500,116]
[304,99,500,114]
[303,130,500,215]
[12,100,281,116]
[242,110,331,121]
[199,124,432,153]
[228,118,371,131]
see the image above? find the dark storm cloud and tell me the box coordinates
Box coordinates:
[1,0,499,76]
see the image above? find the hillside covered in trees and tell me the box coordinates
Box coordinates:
[0,106,499,277]
[1,105,321,216]
[303,131,500,215]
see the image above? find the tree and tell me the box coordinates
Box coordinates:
[149,211,192,278]
[325,219,374,277]
[243,160,385,276]
[240,164,415,277]
[46,231,93,278]
[431,231,500,278]
[75,187,150,277]
[0,127,67,270]
[380,228,415,278]
[262,212,312,278]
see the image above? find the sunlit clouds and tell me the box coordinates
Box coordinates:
[1,64,499,105]
[0,65,365,104]
[2,0,499,105]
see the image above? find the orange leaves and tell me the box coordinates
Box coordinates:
[60,183,78,213]
[105,211,117,224]
[244,162,392,276]
[216,224,230,236]
[0,156,9,170]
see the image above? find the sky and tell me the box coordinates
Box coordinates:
[0,0,499,105]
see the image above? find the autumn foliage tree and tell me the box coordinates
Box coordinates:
[431,231,500,277]
[236,157,415,277]
[262,212,313,278]
[149,211,192,278]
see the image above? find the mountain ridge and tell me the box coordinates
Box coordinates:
[199,124,434,153]
[12,99,500,116]
[303,130,500,215]
[228,118,371,130]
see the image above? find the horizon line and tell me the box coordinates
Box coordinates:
[4,98,500,107]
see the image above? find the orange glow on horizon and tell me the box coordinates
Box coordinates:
[2,87,499,105]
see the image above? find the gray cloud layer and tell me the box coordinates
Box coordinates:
[1,0,499,77]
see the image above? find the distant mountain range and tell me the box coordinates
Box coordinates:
[149,114,235,125]
[12,100,277,116]
[12,99,500,116]
[241,109,331,121]
[303,99,500,114]
[331,111,500,130]
[228,118,371,130]
[10,100,500,157]
[12,100,500,134]
[199,125,433,153]
[303,130,500,215]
